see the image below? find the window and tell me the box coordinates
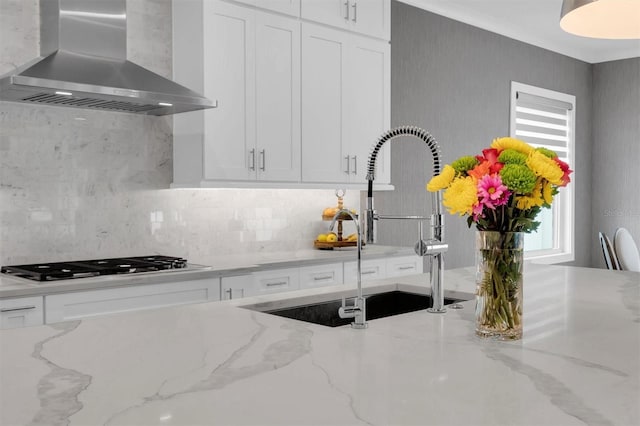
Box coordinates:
[510,82,575,264]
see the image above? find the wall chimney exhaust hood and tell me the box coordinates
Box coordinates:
[0,0,215,116]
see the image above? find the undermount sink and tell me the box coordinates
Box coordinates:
[245,291,465,327]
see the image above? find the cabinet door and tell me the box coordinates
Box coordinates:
[349,0,390,40]
[301,0,389,39]
[203,2,256,181]
[255,13,301,182]
[301,24,349,183]
[301,0,349,29]
[348,34,390,184]
[45,278,220,323]
[299,263,343,289]
[221,275,253,300]
[0,296,44,329]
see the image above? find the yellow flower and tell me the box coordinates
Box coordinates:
[515,179,544,209]
[491,137,534,155]
[426,165,456,192]
[526,151,564,185]
[443,176,478,216]
[542,180,554,205]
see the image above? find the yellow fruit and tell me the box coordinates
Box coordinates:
[326,233,338,243]
[317,233,328,242]
[346,233,358,242]
[323,207,338,217]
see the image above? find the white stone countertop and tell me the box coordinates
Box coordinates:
[0,245,415,298]
[1,263,638,426]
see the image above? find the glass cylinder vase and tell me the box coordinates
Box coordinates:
[475,231,524,340]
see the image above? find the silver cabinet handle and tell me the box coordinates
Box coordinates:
[398,266,415,270]
[352,2,357,22]
[344,1,350,20]
[266,281,288,287]
[344,155,351,174]
[1,305,36,313]
[259,149,266,171]
[313,275,333,281]
[351,155,357,174]
[249,149,256,171]
[362,270,377,275]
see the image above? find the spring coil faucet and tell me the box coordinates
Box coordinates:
[365,126,448,313]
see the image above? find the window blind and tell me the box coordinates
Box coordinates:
[514,91,572,160]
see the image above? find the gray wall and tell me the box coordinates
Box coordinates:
[375,1,593,268]
[591,58,640,267]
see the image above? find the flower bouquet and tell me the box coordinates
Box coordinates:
[427,137,572,339]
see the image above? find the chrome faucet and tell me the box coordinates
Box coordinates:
[329,209,367,329]
[364,126,448,313]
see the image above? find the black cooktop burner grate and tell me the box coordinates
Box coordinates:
[0,256,188,281]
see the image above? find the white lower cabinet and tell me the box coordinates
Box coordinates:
[299,262,343,289]
[0,296,44,329]
[45,278,220,324]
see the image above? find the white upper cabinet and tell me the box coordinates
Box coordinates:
[203,2,255,181]
[301,0,390,40]
[300,24,349,183]
[348,33,391,183]
[172,0,389,189]
[301,24,390,184]
[255,12,302,182]
[172,1,300,185]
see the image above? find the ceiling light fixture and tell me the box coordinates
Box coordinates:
[560,0,640,39]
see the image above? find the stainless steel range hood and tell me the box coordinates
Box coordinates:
[0,0,215,116]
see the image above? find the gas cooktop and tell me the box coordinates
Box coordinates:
[0,256,189,282]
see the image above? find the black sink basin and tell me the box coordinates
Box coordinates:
[259,291,464,327]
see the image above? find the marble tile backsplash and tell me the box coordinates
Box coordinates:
[0,0,360,266]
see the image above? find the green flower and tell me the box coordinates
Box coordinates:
[499,164,537,194]
[498,149,528,165]
[535,147,558,159]
[451,156,479,175]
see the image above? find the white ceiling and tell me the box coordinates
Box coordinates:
[399,0,640,64]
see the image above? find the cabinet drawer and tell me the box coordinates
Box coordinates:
[253,268,300,295]
[45,278,220,323]
[299,263,343,289]
[386,255,423,277]
[0,296,44,329]
[343,259,386,284]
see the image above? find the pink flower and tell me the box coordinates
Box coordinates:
[472,202,485,221]
[477,174,510,209]
[553,157,573,187]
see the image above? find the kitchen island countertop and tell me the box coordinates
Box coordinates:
[1,264,638,425]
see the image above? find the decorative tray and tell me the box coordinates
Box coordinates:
[313,240,363,250]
